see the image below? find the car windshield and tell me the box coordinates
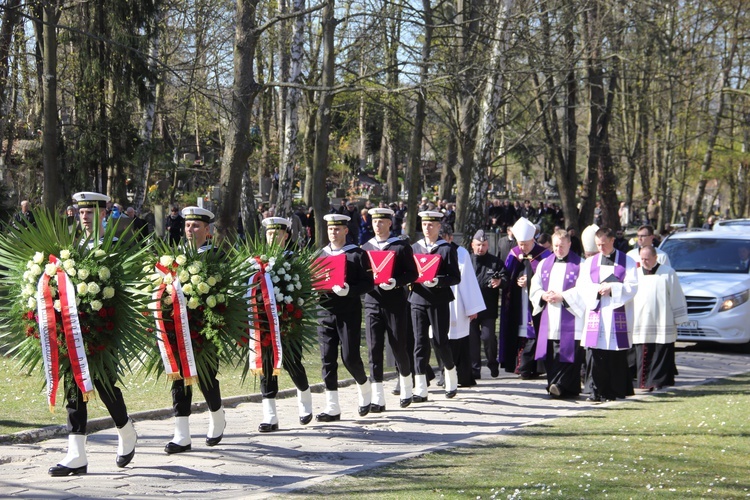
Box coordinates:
[660,238,750,273]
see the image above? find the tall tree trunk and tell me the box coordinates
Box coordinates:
[439,134,457,201]
[405,0,432,239]
[215,0,262,242]
[466,0,515,243]
[0,0,22,169]
[311,0,337,247]
[277,0,305,219]
[42,2,61,210]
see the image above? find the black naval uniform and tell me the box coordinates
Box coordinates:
[469,251,507,378]
[362,236,418,383]
[171,242,223,418]
[318,244,374,390]
[409,238,461,375]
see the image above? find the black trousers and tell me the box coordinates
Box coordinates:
[317,307,368,390]
[172,362,222,416]
[469,317,499,376]
[260,344,310,398]
[544,340,584,397]
[66,376,129,435]
[365,300,412,382]
[411,303,454,374]
[517,337,544,377]
[588,348,634,400]
[450,336,475,387]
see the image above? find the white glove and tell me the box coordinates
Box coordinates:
[423,277,439,288]
[332,283,350,296]
[379,278,397,290]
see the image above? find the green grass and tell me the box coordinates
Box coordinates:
[296,374,750,499]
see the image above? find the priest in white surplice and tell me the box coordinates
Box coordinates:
[530,230,584,399]
[577,227,638,402]
[442,226,486,387]
[632,245,688,391]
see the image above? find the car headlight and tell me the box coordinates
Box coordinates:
[719,290,750,312]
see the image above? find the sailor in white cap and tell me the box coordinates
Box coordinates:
[164,206,226,454]
[255,217,313,432]
[360,208,419,410]
[498,217,552,378]
[49,191,137,476]
[315,213,375,422]
[408,211,461,401]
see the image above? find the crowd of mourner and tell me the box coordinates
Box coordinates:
[7,193,686,478]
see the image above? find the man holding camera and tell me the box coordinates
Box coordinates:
[469,230,507,379]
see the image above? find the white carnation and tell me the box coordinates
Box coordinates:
[295,282,302,290]
[297,297,305,306]
[22,284,35,297]
[22,271,31,282]
[293,274,299,281]
[286,284,295,292]
[284,295,293,304]
[27,297,37,309]
[275,293,284,302]
[273,286,280,295]
[277,267,286,276]
[284,262,291,270]
[271,275,280,284]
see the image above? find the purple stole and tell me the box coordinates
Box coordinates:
[584,251,629,349]
[535,253,581,362]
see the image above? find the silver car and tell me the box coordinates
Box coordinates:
[659,231,750,346]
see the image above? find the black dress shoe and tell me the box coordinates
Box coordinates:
[411,395,429,403]
[164,442,192,454]
[549,384,562,398]
[258,422,279,433]
[369,404,386,413]
[399,398,412,408]
[300,413,313,425]
[49,464,87,476]
[490,367,500,378]
[316,412,341,422]
[358,405,370,417]
[445,390,457,399]
[116,448,135,468]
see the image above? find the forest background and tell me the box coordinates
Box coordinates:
[0,0,748,245]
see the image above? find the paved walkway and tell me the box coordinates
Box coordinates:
[1,347,748,499]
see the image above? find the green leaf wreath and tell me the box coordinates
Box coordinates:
[140,238,250,385]
[235,237,320,381]
[0,209,153,406]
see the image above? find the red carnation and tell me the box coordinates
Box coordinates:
[25,326,35,336]
[79,311,87,319]
[190,330,199,339]
[286,303,295,312]
[98,308,108,318]
[25,310,35,320]
[146,328,154,333]
[105,322,115,331]
[95,326,104,333]
[107,307,115,317]
[294,309,303,319]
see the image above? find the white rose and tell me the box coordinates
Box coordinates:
[66,267,77,277]
[178,270,190,283]
[76,283,88,295]
[44,263,58,276]
[22,271,31,282]
[207,277,217,287]
[181,283,194,295]
[62,259,75,271]
[60,249,71,260]
[27,297,37,310]
[33,252,44,264]
[176,255,187,265]
[162,274,174,284]
[94,249,106,258]
[187,263,201,275]
[90,300,103,311]
[87,282,101,295]
[216,293,225,303]
[22,284,35,298]
[197,282,210,295]
[206,295,217,308]
[78,268,90,280]
[190,274,202,285]
[75,297,81,306]
[213,274,222,282]
[30,264,42,276]
[102,286,115,299]
[159,255,175,267]
[98,267,111,280]
[187,297,200,309]
[53,300,61,312]
[166,284,174,294]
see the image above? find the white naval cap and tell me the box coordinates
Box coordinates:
[581,224,599,253]
[182,206,214,223]
[369,208,394,219]
[418,210,444,222]
[72,191,110,208]
[511,217,536,242]
[262,216,292,230]
[324,213,350,226]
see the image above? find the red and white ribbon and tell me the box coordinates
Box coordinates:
[152,262,198,385]
[36,255,94,410]
[246,258,283,375]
